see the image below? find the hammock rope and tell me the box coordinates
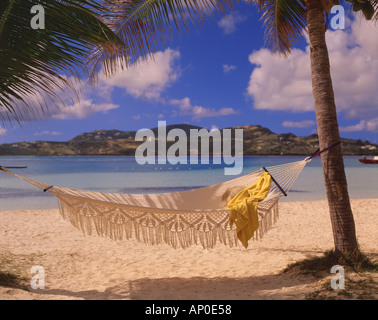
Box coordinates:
[0,143,340,249]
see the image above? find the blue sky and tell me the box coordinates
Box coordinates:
[1,2,377,144]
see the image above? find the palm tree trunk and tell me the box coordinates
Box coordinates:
[305,0,358,254]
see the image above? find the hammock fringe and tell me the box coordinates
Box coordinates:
[57,196,279,249]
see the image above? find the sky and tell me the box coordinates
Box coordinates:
[1,2,377,144]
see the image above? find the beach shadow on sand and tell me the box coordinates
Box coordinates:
[34,272,317,300]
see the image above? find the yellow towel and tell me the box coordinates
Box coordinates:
[227,172,271,248]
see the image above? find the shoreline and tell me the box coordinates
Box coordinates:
[3,194,378,213]
[0,154,374,158]
[0,198,377,300]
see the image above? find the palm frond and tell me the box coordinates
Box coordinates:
[249,0,307,55]
[345,0,378,20]
[87,0,234,83]
[0,0,125,124]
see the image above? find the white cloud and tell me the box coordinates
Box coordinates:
[169,97,239,120]
[34,130,61,136]
[0,73,121,122]
[351,17,378,57]
[0,75,83,122]
[247,47,313,112]
[2,49,180,123]
[44,49,179,121]
[246,18,378,123]
[99,48,181,101]
[218,11,247,35]
[223,64,237,73]
[282,120,316,128]
[132,113,166,120]
[340,118,378,133]
[52,99,119,120]
[0,127,7,136]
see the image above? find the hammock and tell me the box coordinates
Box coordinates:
[0,158,313,249]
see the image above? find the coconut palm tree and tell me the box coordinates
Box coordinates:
[249,0,377,254]
[0,0,125,123]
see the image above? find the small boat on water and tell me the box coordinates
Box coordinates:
[3,165,28,169]
[359,156,378,164]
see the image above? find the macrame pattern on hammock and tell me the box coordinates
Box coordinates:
[55,193,280,249]
[0,159,308,249]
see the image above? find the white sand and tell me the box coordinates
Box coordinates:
[0,199,377,300]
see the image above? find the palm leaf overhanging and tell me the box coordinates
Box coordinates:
[249,0,377,55]
[248,0,307,55]
[0,0,124,123]
[88,0,234,82]
[345,0,378,20]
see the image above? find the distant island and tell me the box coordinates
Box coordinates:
[0,124,377,156]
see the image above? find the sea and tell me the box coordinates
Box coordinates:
[0,156,377,211]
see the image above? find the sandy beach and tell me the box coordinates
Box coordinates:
[0,198,377,300]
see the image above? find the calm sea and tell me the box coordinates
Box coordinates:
[0,156,377,211]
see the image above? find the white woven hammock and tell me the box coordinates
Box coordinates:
[1,159,309,249]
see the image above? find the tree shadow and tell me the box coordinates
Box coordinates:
[33,272,317,300]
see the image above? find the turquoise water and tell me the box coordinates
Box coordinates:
[0,156,377,211]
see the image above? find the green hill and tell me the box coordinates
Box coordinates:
[0,124,376,156]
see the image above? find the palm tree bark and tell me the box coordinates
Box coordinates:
[305,0,358,254]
